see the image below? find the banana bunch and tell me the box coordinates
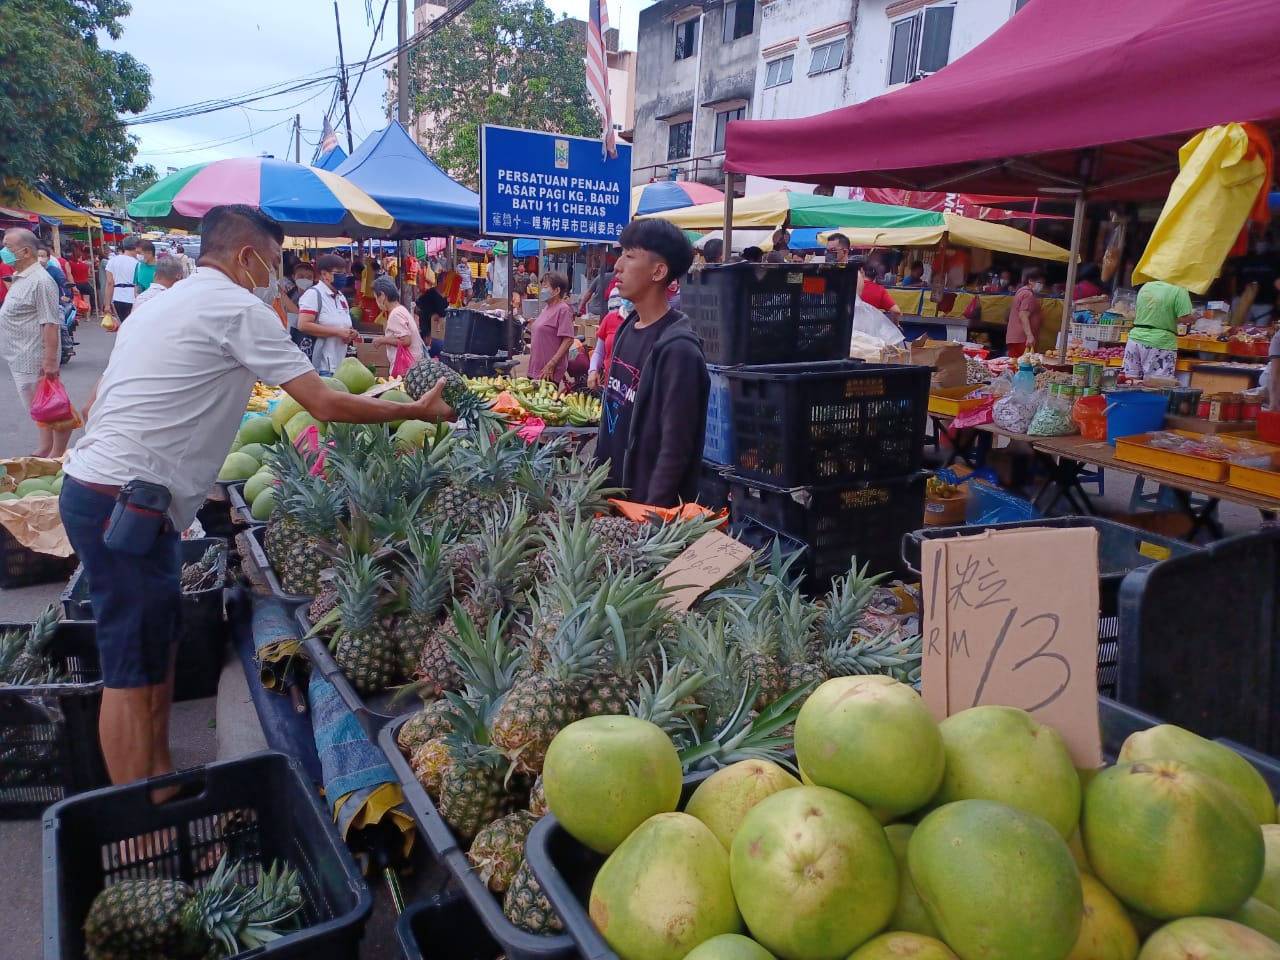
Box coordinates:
[245,381,278,413]
[521,396,569,426]
[465,376,509,400]
[926,475,963,499]
[562,394,602,427]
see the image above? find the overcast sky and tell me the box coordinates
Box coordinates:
[109,0,642,174]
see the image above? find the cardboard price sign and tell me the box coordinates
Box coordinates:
[657,530,755,612]
[921,526,1102,767]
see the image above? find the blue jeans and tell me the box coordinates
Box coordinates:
[59,477,180,688]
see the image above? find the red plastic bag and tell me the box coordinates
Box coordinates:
[391,344,414,378]
[30,376,73,424]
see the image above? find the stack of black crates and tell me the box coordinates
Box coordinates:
[440,307,510,377]
[685,262,931,588]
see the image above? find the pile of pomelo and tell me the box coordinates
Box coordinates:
[0,469,65,501]
[542,678,1280,960]
[218,358,424,520]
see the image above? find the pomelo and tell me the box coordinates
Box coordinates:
[15,477,51,496]
[23,490,54,498]
[243,471,274,504]
[0,492,17,500]
[683,933,777,960]
[49,475,63,494]
[931,705,1080,839]
[589,812,742,960]
[380,387,413,428]
[236,442,266,463]
[684,760,800,850]
[883,825,940,940]
[393,419,431,450]
[1082,760,1264,919]
[846,932,958,959]
[908,799,1082,960]
[1066,827,1093,876]
[270,395,304,434]
[284,411,325,443]
[1118,724,1276,825]
[1136,917,1280,959]
[730,785,897,960]
[543,715,681,854]
[794,676,944,820]
[251,487,276,522]
[217,452,259,481]
[236,416,277,446]
[320,375,349,392]
[335,356,376,395]
[1230,898,1280,943]
[1257,824,1280,911]
[1063,874,1138,960]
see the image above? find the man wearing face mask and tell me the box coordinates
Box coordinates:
[1006,267,1046,358]
[60,205,455,794]
[296,253,357,374]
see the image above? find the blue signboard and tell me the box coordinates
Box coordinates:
[480,125,632,244]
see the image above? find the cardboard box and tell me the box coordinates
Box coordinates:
[355,339,384,368]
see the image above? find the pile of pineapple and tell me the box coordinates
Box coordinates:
[256,422,922,937]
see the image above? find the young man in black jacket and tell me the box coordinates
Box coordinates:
[595,219,709,506]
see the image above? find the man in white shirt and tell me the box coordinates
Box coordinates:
[132,257,185,309]
[296,252,356,374]
[104,236,139,323]
[60,205,454,793]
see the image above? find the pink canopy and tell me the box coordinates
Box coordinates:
[724,0,1280,200]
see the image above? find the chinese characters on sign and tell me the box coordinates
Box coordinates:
[480,125,633,244]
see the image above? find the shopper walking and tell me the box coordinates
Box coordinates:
[104,236,139,324]
[528,271,576,383]
[296,253,357,375]
[1006,267,1046,358]
[1123,280,1195,381]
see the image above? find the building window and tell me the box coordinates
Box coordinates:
[764,55,794,88]
[675,18,698,60]
[668,120,692,161]
[713,107,745,153]
[723,0,754,42]
[808,37,846,75]
[888,4,954,85]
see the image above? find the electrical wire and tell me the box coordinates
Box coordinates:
[133,115,298,157]
[348,0,392,106]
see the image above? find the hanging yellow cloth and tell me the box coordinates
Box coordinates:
[1134,123,1270,294]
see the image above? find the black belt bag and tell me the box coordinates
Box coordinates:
[103,479,172,555]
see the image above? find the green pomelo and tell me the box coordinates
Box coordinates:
[685,760,801,850]
[794,676,944,819]
[1082,760,1264,920]
[380,388,413,429]
[284,412,325,443]
[15,477,52,496]
[1119,724,1277,825]
[1230,898,1280,943]
[932,705,1081,839]
[49,475,63,494]
[883,825,940,940]
[1136,917,1280,959]
[229,439,243,453]
[243,471,274,504]
[1063,874,1139,960]
[683,933,777,960]
[393,419,431,450]
[543,716,682,854]
[217,452,259,481]
[730,785,897,960]
[320,375,349,392]
[1066,827,1093,876]
[1257,824,1280,911]
[589,812,742,960]
[270,395,305,433]
[23,490,54,498]
[236,416,277,446]
[846,932,958,959]
[0,492,17,501]
[236,442,266,463]
[908,799,1083,960]
[335,356,376,395]
[251,487,276,522]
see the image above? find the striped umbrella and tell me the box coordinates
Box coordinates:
[127,156,393,236]
[632,180,725,216]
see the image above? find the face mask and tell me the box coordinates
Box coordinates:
[38,258,49,269]
[136,253,145,262]
[619,298,634,314]
[539,289,553,302]
[295,279,314,291]
[245,250,279,304]
[1031,282,1044,294]
[332,273,348,289]
[0,248,15,266]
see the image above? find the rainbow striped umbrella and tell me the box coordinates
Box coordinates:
[127,156,394,236]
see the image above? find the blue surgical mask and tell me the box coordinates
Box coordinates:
[0,248,15,266]
[332,273,348,290]
[619,298,634,314]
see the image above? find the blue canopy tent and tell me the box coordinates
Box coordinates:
[333,120,479,237]
[313,145,347,172]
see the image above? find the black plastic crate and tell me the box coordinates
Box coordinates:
[378,713,578,960]
[196,494,238,541]
[444,309,505,357]
[681,262,857,366]
[60,538,229,702]
[724,362,930,486]
[729,473,925,584]
[44,751,373,960]
[0,621,107,819]
[0,523,77,590]
[442,353,509,378]
[398,894,504,960]
[702,365,734,465]
[1117,529,1280,756]
[226,480,265,527]
[245,524,314,605]
[728,517,809,573]
[696,459,731,512]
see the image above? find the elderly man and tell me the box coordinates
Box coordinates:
[133,257,185,309]
[60,205,455,794]
[0,229,73,457]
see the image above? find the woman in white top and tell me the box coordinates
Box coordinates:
[371,276,424,369]
[296,253,356,375]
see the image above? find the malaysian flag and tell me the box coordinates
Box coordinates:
[320,115,340,154]
[587,0,617,158]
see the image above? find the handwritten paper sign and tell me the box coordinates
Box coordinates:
[657,530,755,612]
[921,526,1102,767]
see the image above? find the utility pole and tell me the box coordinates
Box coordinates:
[294,114,301,163]
[397,0,409,125]
[334,1,355,152]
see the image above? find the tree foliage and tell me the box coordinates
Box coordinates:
[404,0,600,188]
[105,164,160,208]
[0,0,152,204]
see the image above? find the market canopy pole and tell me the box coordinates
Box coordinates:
[1056,192,1087,357]
[723,173,735,258]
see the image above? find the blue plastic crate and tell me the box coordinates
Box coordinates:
[702,364,735,465]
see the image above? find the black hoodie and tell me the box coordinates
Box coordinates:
[596,310,709,507]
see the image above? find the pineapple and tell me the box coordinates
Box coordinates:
[726,595,787,709]
[503,859,563,935]
[590,515,641,568]
[815,561,887,651]
[676,610,752,735]
[468,809,538,893]
[307,578,340,628]
[83,855,302,960]
[389,526,450,678]
[409,737,455,798]
[397,697,463,756]
[260,439,321,570]
[527,775,549,817]
[435,701,509,841]
[594,511,726,572]
[432,430,527,536]
[518,458,617,526]
[626,651,707,741]
[578,573,674,718]
[331,552,399,695]
[403,356,492,425]
[179,544,223,592]
[277,476,345,596]
[0,606,61,685]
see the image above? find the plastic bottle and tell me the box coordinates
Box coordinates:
[1013,357,1037,394]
